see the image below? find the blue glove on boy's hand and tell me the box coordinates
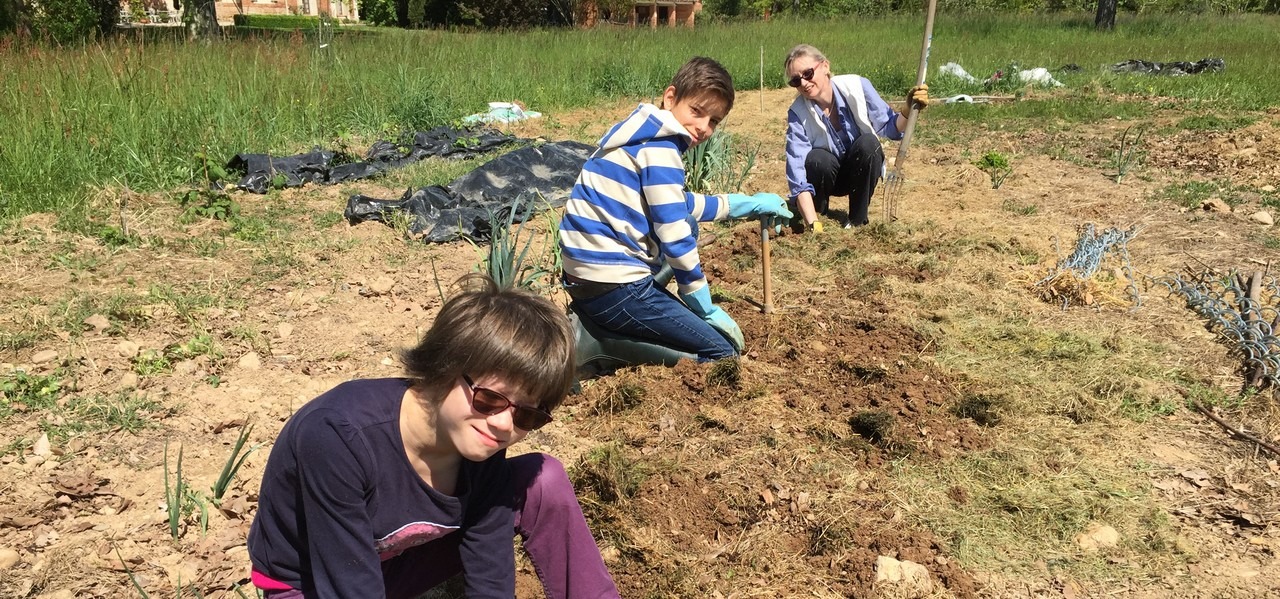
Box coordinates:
[727,193,795,234]
[680,287,745,352]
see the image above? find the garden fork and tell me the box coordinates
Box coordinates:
[882,0,938,223]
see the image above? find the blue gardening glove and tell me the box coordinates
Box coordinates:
[727,193,794,235]
[680,286,745,352]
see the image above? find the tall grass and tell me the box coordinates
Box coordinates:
[1,14,1277,221]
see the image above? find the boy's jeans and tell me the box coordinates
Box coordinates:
[267,454,619,599]
[570,275,736,362]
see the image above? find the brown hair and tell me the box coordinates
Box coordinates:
[784,44,828,74]
[669,56,735,112]
[399,274,576,413]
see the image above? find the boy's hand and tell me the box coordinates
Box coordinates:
[704,307,745,351]
[680,287,745,351]
[727,193,795,234]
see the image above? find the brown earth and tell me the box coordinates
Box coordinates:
[1,89,1279,598]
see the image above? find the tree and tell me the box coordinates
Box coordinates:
[183,0,222,39]
[1095,0,1116,30]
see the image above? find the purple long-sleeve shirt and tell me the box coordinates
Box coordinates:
[785,77,904,200]
[248,378,515,598]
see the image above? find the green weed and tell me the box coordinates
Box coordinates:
[570,443,648,504]
[164,440,186,541]
[178,189,240,221]
[706,357,741,388]
[132,349,173,377]
[1111,124,1148,184]
[975,151,1014,189]
[1171,114,1257,132]
[1151,179,1245,209]
[211,423,263,504]
[0,370,64,420]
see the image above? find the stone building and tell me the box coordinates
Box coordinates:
[580,0,701,28]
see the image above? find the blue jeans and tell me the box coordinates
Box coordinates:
[571,276,736,362]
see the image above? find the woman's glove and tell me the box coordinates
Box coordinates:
[727,193,795,234]
[907,84,930,111]
[680,287,745,351]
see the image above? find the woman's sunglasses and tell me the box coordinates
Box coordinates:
[788,67,817,88]
[461,375,553,431]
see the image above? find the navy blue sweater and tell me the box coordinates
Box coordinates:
[248,378,513,598]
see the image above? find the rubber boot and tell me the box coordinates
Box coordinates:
[570,306,697,379]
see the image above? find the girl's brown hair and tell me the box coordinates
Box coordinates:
[400,274,575,412]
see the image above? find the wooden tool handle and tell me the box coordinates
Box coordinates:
[892,0,938,173]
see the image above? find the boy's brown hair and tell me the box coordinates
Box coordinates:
[400,273,576,413]
[669,56,735,112]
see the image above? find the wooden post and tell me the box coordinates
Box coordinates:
[761,222,773,314]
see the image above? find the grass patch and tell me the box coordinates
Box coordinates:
[1151,179,1247,209]
[1169,114,1258,132]
[890,447,1179,580]
[5,14,1279,224]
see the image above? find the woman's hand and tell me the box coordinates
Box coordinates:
[906,84,930,111]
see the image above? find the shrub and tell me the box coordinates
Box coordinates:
[231,14,338,29]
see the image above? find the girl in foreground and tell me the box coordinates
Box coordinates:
[248,274,620,598]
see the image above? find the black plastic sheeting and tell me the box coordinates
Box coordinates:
[225,127,517,194]
[1110,58,1225,76]
[344,141,595,243]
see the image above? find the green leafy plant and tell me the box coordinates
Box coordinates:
[211,423,263,504]
[1111,124,1148,183]
[684,131,758,194]
[164,440,186,541]
[975,151,1014,189]
[1,370,63,419]
[473,197,552,290]
[179,189,240,221]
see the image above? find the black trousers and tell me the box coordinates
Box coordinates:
[804,133,884,227]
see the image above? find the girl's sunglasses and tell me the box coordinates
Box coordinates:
[461,375,553,431]
[788,67,817,88]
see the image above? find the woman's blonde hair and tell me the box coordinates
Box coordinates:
[400,274,576,412]
[784,44,828,73]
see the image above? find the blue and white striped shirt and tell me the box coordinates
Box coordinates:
[560,103,730,296]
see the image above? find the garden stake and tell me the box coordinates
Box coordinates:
[882,0,938,222]
[761,221,774,314]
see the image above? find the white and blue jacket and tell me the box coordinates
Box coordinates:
[559,103,730,297]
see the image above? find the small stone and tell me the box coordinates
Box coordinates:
[31,433,51,457]
[1201,197,1231,213]
[173,360,198,375]
[83,314,111,332]
[116,341,140,359]
[31,350,58,364]
[0,547,20,571]
[1250,211,1274,226]
[117,372,139,390]
[1076,522,1119,551]
[874,556,933,592]
[369,277,396,295]
[237,352,261,371]
[277,323,295,339]
[1261,185,1276,193]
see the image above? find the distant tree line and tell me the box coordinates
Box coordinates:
[3,0,1277,40]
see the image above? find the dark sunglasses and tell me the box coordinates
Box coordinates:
[788,67,817,88]
[461,374,553,431]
